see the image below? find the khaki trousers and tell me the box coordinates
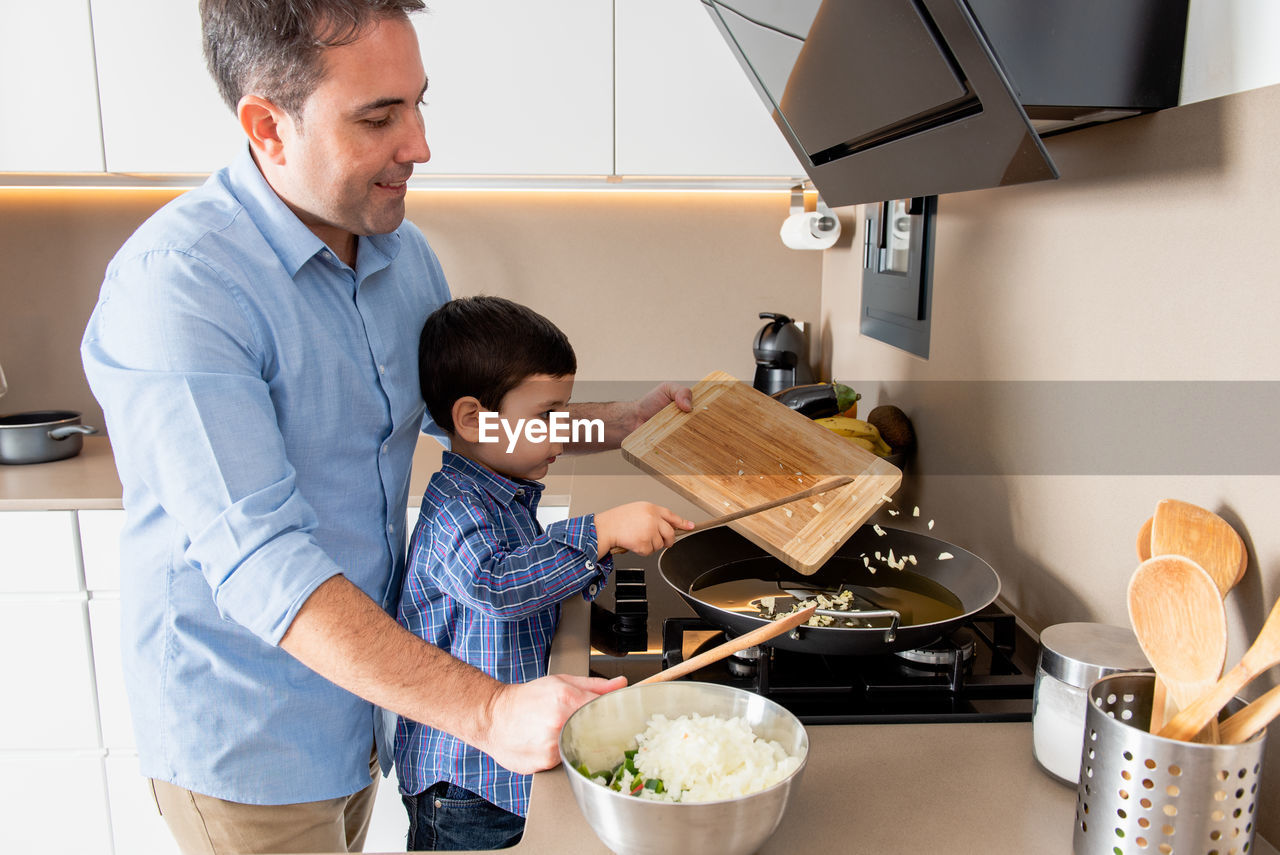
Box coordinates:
[150,750,381,855]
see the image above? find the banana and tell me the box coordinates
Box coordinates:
[814,417,893,457]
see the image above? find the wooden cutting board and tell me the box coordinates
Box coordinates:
[621,370,902,574]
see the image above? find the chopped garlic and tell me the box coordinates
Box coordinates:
[784,508,793,518]
[759,596,775,612]
[873,524,886,536]
[913,506,920,517]
[939,552,953,560]
[812,502,825,512]
[737,469,745,476]
[927,519,935,530]
[863,556,870,568]
[881,493,894,503]
[724,501,731,507]
[888,548,896,565]
[875,551,882,561]
[888,509,899,516]
[908,554,918,565]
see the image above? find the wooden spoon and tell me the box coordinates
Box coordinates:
[637,603,817,684]
[1144,501,1247,732]
[1128,556,1228,742]
[1219,683,1280,744]
[1151,499,1247,594]
[1159,597,1280,742]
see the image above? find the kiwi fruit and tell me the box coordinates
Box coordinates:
[867,405,916,452]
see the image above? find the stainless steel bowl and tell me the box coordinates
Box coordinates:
[558,681,808,855]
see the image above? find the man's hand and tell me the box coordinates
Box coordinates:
[482,674,628,774]
[595,502,694,557]
[630,382,693,433]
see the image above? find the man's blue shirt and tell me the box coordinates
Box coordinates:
[81,146,450,804]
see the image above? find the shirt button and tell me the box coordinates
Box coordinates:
[378,364,386,375]
[515,488,525,498]
[588,583,599,596]
[382,444,388,454]
[584,560,595,570]
[434,799,442,809]
[387,524,394,533]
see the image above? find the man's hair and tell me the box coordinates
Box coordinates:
[419,296,577,435]
[200,0,426,118]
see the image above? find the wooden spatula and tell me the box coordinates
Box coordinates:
[610,475,854,555]
[1219,683,1280,744]
[638,603,818,684]
[1159,597,1280,742]
[1128,555,1228,743]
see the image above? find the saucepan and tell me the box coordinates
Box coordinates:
[659,525,1001,655]
[0,410,100,465]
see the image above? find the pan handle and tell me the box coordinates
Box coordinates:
[48,424,99,441]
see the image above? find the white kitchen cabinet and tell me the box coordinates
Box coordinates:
[0,510,81,593]
[88,596,133,750]
[104,752,181,855]
[0,597,100,750]
[0,1,104,172]
[365,765,410,852]
[79,508,125,591]
[0,752,113,855]
[410,0,614,176]
[614,0,804,177]
[90,0,244,174]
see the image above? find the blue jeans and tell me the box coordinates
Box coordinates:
[403,781,525,851]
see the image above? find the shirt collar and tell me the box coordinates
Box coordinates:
[226,144,403,279]
[441,451,545,507]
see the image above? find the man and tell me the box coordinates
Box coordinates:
[81,2,689,852]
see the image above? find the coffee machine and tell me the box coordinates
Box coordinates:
[752,312,815,395]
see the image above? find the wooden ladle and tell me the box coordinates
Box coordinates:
[637,603,817,684]
[1128,556,1228,742]
[1159,596,1280,742]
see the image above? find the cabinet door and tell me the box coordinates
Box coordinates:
[91,0,243,173]
[0,753,113,855]
[0,598,99,750]
[0,1,104,172]
[79,509,126,591]
[614,0,804,177]
[411,0,613,176]
[88,597,133,750]
[0,511,81,594]
[105,752,181,855]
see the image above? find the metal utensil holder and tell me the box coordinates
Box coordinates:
[1074,673,1267,855]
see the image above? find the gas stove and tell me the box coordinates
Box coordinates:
[658,603,1035,725]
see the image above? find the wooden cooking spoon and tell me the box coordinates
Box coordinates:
[1128,556,1228,742]
[1160,597,1280,742]
[637,603,817,684]
[1151,499,1247,593]
[1219,683,1280,744]
[1144,501,1248,732]
[1136,516,1153,562]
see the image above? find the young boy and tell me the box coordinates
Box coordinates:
[394,296,691,851]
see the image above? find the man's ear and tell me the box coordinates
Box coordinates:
[451,397,486,444]
[238,95,290,165]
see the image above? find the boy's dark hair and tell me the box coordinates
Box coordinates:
[200,0,426,118]
[419,296,577,434]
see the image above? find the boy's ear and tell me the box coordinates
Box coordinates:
[451,396,485,444]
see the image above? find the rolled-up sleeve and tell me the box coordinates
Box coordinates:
[82,250,342,645]
[417,498,612,620]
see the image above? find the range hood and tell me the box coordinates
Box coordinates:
[702,0,1188,205]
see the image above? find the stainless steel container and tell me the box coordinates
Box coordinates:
[1074,672,1266,855]
[0,410,99,465]
[1033,622,1151,784]
[559,681,807,855]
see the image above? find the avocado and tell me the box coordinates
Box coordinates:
[867,405,916,452]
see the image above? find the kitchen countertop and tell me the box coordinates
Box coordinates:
[5,438,1275,854]
[0,436,572,510]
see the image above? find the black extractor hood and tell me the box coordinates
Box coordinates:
[702,0,1189,205]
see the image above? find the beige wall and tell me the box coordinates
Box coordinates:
[0,188,820,427]
[822,83,1280,835]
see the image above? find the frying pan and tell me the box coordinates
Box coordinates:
[659,525,1001,655]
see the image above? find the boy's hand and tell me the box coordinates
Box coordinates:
[595,502,694,557]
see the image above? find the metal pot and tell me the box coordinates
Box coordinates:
[0,410,100,465]
[659,525,1001,656]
